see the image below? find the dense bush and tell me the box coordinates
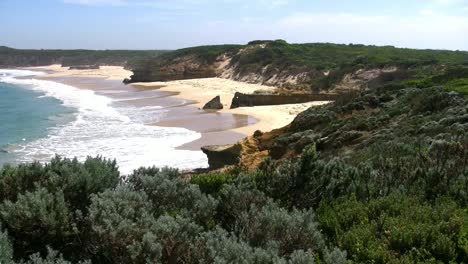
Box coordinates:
[1,80,467,263]
[0,157,346,263]
[1,123,467,263]
[317,194,468,263]
[0,46,167,67]
[0,224,13,263]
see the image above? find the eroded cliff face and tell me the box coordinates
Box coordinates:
[331,67,399,93]
[128,43,402,95]
[129,55,219,82]
[216,46,318,89]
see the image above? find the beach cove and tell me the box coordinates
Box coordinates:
[16,65,329,171]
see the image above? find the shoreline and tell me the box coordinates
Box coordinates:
[133,78,331,136]
[24,65,330,148]
[1,69,211,173]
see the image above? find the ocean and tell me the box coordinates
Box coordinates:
[0,69,208,174]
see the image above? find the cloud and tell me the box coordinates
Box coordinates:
[270,12,468,50]
[433,0,466,5]
[57,1,467,50]
[419,9,435,15]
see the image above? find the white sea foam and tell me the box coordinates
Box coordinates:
[0,69,208,174]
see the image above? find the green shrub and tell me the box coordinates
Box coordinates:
[128,167,218,226]
[0,188,74,259]
[0,225,13,264]
[190,173,235,196]
[317,194,468,263]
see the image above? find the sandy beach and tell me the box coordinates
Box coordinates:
[25,65,330,148]
[28,64,132,81]
[133,78,330,135]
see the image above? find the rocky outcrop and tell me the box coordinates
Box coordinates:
[126,42,413,94]
[201,144,241,170]
[127,53,222,83]
[230,92,338,108]
[203,96,223,110]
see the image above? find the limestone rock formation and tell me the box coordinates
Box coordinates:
[201,144,241,169]
[203,96,223,110]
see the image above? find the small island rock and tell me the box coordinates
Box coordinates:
[203,96,223,110]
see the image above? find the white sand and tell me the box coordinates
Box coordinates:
[134,78,331,135]
[24,64,132,80]
[26,65,330,136]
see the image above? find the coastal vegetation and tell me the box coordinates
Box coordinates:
[1,79,468,263]
[127,40,468,94]
[1,41,468,263]
[0,46,167,68]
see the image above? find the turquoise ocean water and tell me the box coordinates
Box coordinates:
[0,69,207,174]
[0,71,74,165]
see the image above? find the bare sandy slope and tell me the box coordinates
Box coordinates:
[26,65,330,136]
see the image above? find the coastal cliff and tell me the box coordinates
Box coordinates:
[125,40,468,170]
[127,40,468,95]
[202,65,468,170]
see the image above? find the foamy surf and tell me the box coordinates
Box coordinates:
[0,69,208,174]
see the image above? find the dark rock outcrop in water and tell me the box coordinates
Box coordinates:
[203,96,223,110]
[201,144,241,170]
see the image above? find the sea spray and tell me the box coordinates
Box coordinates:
[0,69,208,174]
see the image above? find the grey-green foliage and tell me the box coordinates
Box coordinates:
[44,156,120,212]
[0,157,346,263]
[287,250,316,264]
[87,186,154,263]
[255,145,357,209]
[323,248,347,264]
[22,248,90,264]
[194,228,323,264]
[128,167,218,225]
[0,156,120,212]
[194,228,285,264]
[0,188,73,256]
[236,202,325,258]
[87,184,204,263]
[142,215,202,263]
[0,225,13,264]
[216,175,269,229]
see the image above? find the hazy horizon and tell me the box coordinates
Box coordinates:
[1,0,468,51]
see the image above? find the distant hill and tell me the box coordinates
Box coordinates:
[0,47,169,68]
[128,40,468,95]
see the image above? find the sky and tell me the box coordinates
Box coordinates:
[0,0,467,50]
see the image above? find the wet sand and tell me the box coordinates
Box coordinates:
[37,75,253,150]
[26,65,331,151]
[133,78,332,135]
